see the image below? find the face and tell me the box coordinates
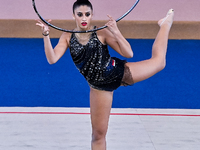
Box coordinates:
[73,5,93,31]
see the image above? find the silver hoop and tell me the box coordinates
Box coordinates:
[33,0,140,33]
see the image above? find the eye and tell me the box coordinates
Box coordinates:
[85,12,90,17]
[77,12,83,17]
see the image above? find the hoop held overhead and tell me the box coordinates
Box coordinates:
[32,0,140,33]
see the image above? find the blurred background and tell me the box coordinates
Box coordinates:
[0,0,199,108]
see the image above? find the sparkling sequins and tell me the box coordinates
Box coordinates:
[69,29,126,91]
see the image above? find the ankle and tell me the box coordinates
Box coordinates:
[158,9,174,27]
[160,23,172,31]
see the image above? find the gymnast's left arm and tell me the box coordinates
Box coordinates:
[105,15,133,58]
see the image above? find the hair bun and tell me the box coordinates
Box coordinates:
[76,0,89,2]
[73,0,93,13]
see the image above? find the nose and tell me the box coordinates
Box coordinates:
[82,15,86,21]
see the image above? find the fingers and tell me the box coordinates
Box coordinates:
[47,19,52,23]
[35,19,43,25]
[105,14,116,26]
[35,19,51,25]
[35,19,51,33]
[107,14,114,21]
[35,23,42,27]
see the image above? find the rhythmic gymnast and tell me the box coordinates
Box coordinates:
[36,0,174,149]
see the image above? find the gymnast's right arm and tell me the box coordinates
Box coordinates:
[36,19,69,64]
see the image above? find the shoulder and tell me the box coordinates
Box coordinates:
[96,28,113,45]
[61,32,72,40]
[59,32,72,45]
[96,27,112,37]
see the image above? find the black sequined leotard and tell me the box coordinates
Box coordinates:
[69,29,126,91]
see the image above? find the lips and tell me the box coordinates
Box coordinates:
[81,22,87,26]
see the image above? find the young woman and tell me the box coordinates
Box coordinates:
[36,0,174,149]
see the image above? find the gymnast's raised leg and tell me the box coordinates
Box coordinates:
[124,9,174,84]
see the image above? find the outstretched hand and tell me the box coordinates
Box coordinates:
[36,19,51,34]
[105,15,119,34]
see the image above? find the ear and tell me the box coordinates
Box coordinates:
[72,14,75,20]
[91,11,94,18]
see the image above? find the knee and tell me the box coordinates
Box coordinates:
[92,128,107,142]
[161,58,166,70]
[158,59,166,71]
[152,57,166,72]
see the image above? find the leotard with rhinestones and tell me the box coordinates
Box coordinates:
[69,30,126,91]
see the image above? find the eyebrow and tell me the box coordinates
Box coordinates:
[77,11,91,13]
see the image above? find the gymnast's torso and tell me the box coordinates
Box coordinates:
[69,29,126,91]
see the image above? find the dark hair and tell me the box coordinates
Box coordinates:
[73,0,93,14]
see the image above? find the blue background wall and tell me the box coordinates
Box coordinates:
[0,38,199,108]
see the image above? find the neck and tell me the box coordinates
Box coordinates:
[75,31,92,45]
[76,32,90,37]
[75,25,93,37]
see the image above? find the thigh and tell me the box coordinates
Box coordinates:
[126,58,164,84]
[90,87,113,133]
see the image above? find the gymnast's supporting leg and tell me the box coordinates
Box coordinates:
[125,9,174,84]
[90,88,113,150]
[89,9,174,150]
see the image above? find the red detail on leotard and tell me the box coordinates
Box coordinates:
[112,59,116,66]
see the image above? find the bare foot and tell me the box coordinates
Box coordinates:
[158,9,174,28]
